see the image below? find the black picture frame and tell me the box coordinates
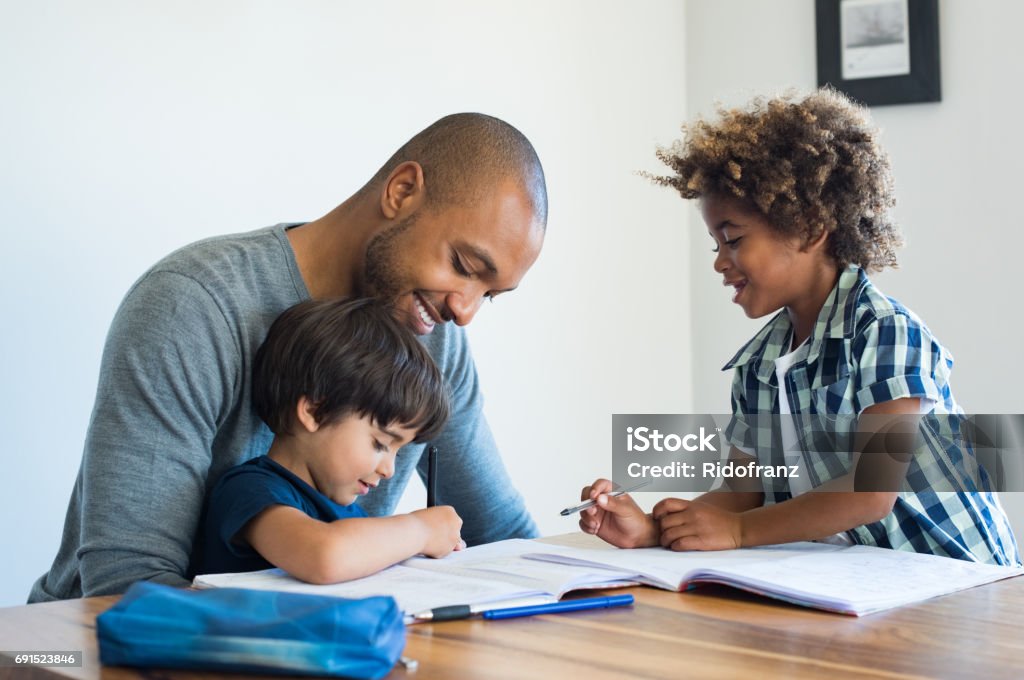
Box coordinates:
[815,0,941,106]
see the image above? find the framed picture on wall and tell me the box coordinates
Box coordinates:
[815,0,941,106]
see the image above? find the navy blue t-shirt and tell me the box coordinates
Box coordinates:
[199,455,367,574]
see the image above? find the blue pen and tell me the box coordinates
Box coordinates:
[482,594,634,620]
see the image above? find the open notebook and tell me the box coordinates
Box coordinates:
[193,535,1023,617]
[194,539,632,617]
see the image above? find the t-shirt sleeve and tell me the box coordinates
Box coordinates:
[206,466,308,559]
[851,311,952,413]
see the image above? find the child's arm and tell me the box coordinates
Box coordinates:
[654,399,917,551]
[242,505,464,584]
[655,486,895,550]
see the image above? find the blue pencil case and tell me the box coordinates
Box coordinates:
[97,581,405,678]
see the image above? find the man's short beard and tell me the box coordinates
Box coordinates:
[361,215,416,301]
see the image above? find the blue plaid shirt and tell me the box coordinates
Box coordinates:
[724,266,1020,566]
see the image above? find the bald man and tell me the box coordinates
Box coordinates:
[30,113,547,602]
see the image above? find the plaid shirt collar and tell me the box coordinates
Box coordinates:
[722,265,869,385]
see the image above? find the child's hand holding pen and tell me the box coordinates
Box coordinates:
[410,506,466,558]
[575,478,659,549]
[418,445,465,557]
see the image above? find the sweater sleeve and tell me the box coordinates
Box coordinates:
[77,270,239,595]
[417,326,539,546]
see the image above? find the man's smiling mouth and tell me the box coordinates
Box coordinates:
[412,292,443,333]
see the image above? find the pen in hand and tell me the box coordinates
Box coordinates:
[423,445,465,553]
[426,444,438,508]
[560,480,651,516]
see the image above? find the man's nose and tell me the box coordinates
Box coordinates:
[446,290,486,326]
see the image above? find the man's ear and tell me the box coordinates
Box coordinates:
[296,396,321,434]
[380,161,425,219]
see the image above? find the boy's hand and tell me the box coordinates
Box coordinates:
[411,506,464,558]
[578,478,658,548]
[653,498,743,551]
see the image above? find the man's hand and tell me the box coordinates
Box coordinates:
[653,498,743,551]
[411,506,465,558]
[578,478,658,548]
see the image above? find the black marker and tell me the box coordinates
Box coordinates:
[426,445,438,507]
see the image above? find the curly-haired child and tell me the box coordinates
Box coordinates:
[579,88,1019,566]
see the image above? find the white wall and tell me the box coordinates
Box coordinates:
[684,0,1024,532]
[4,0,1020,610]
[0,1,689,606]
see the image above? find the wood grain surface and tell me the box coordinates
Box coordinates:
[2,574,1022,679]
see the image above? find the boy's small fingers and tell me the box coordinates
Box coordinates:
[660,523,696,548]
[657,511,684,530]
[653,498,688,519]
[603,494,630,510]
[590,479,615,499]
[606,493,633,507]
[669,536,701,552]
[600,494,633,516]
[660,527,681,548]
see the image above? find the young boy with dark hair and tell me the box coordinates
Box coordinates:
[580,88,1019,566]
[199,297,463,583]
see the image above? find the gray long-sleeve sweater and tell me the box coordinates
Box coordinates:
[30,224,537,602]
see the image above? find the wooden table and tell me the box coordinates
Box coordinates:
[2,575,1023,679]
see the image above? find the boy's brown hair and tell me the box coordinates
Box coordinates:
[649,88,902,271]
[253,298,450,440]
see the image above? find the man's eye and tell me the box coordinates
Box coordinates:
[373,439,388,453]
[450,253,471,277]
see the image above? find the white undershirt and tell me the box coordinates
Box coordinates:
[774,339,854,546]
